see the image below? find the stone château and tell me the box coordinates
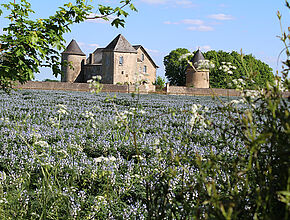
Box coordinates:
[61,34,158,85]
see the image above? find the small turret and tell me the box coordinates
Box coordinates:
[186,49,209,88]
[61,40,86,82]
[191,49,205,67]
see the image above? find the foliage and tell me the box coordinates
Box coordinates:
[203,50,275,89]
[164,48,190,86]
[0,0,137,92]
[164,48,274,88]
[153,76,166,89]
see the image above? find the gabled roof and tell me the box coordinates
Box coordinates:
[191,49,205,64]
[103,34,137,53]
[134,45,159,69]
[133,45,141,50]
[62,39,86,56]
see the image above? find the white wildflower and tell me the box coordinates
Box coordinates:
[154,138,160,146]
[35,140,49,148]
[139,110,146,114]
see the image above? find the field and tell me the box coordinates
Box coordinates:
[0,89,288,219]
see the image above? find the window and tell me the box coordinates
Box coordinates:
[143,65,147,73]
[106,56,110,66]
[141,53,144,61]
[119,56,124,65]
[121,71,124,75]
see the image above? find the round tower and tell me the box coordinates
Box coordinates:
[61,40,86,83]
[186,49,209,88]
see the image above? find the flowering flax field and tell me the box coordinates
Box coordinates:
[0,89,288,219]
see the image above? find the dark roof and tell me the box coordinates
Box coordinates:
[134,45,159,69]
[62,39,86,56]
[133,45,141,50]
[191,49,205,64]
[103,34,137,53]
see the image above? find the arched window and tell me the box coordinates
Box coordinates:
[143,65,147,73]
[141,53,145,61]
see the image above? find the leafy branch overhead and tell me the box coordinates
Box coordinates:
[0,0,137,92]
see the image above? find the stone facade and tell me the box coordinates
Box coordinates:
[186,69,209,88]
[61,40,86,83]
[61,34,158,85]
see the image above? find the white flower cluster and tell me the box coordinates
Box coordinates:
[189,104,208,132]
[49,117,59,127]
[133,72,149,91]
[82,110,94,120]
[179,53,193,60]
[272,79,288,92]
[244,90,259,98]
[227,99,244,106]
[219,62,237,75]
[94,156,117,163]
[115,108,146,126]
[82,110,98,128]
[88,75,103,94]
[56,104,68,115]
[34,140,49,148]
[0,117,10,124]
[195,60,215,70]
[229,78,246,90]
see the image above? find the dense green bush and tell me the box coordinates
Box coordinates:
[204,50,275,89]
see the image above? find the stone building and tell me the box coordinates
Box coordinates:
[186,49,210,88]
[61,34,158,85]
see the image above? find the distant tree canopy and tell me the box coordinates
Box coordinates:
[164,48,275,88]
[164,48,190,86]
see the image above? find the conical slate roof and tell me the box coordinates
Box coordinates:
[103,34,137,53]
[62,39,85,56]
[191,49,205,64]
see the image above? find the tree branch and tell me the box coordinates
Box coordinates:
[85,1,131,20]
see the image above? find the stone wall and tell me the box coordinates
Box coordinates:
[14,81,290,98]
[167,86,241,96]
[14,81,153,94]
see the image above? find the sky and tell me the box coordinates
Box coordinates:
[0,0,289,81]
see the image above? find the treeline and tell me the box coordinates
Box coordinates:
[164,48,275,88]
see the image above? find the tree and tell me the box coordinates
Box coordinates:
[164,48,191,86]
[204,50,275,89]
[0,0,137,92]
[164,48,275,88]
[153,76,166,89]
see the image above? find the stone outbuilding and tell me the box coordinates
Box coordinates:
[186,49,210,88]
[61,34,158,85]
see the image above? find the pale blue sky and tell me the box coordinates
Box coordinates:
[1,0,289,81]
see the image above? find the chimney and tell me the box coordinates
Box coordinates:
[89,53,94,64]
